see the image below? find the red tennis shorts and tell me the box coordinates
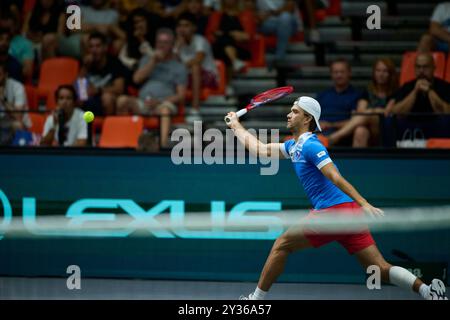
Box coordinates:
[303,202,375,254]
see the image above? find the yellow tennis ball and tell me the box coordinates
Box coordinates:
[83,111,94,123]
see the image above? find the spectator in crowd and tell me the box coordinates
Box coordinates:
[79,32,128,115]
[297,0,321,43]
[175,12,218,122]
[206,0,252,81]
[117,0,162,46]
[41,84,88,147]
[417,2,450,53]
[204,0,221,13]
[22,0,63,61]
[384,53,450,139]
[327,58,399,147]
[255,0,302,67]
[56,1,84,59]
[81,0,126,54]
[153,0,187,29]
[183,0,209,35]
[0,28,23,82]
[0,62,29,146]
[0,13,34,83]
[385,53,450,115]
[116,28,187,148]
[316,58,362,141]
[0,1,22,24]
[119,8,155,71]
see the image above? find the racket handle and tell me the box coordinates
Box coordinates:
[225,109,247,124]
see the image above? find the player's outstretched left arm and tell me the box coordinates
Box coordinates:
[320,163,384,218]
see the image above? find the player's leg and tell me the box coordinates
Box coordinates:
[240,226,313,300]
[354,244,447,300]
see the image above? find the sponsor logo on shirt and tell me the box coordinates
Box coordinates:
[317,151,326,158]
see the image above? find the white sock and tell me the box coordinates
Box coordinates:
[419,284,430,299]
[251,287,267,300]
[389,266,417,291]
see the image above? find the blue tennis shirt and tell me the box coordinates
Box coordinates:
[281,132,353,210]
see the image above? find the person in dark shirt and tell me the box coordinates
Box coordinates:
[385,52,450,139]
[327,58,399,147]
[316,58,361,139]
[79,32,128,115]
[0,28,23,82]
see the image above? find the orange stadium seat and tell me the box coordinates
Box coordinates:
[25,85,39,111]
[37,57,80,110]
[99,116,144,148]
[445,55,450,82]
[27,113,46,135]
[400,51,446,85]
[426,138,450,149]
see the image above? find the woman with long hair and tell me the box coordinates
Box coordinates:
[327,57,399,147]
[119,8,155,71]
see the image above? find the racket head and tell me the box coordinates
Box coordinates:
[248,86,294,110]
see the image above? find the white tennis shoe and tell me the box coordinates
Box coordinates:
[239,293,256,300]
[428,279,448,300]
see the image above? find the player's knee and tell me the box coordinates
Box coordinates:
[273,235,295,254]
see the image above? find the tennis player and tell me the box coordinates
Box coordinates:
[225,96,447,300]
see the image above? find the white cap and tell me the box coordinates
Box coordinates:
[294,96,322,132]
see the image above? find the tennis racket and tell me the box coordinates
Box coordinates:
[224,86,294,124]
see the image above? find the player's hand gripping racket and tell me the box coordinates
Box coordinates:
[224,86,294,124]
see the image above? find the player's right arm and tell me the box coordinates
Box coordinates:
[225,112,285,159]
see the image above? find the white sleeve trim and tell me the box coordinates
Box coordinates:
[316,158,332,170]
[279,143,289,159]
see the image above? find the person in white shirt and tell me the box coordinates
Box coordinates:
[418,2,450,53]
[0,62,29,145]
[41,84,88,147]
[175,12,218,122]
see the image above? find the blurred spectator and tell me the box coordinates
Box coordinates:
[153,0,187,29]
[56,1,83,59]
[184,0,209,35]
[384,53,450,140]
[0,28,23,82]
[206,0,252,85]
[79,32,128,115]
[297,0,320,43]
[22,0,63,61]
[203,0,221,13]
[255,0,302,66]
[0,0,22,23]
[175,12,218,122]
[116,28,187,148]
[81,0,126,54]
[116,0,162,44]
[41,84,88,147]
[0,12,34,83]
[119,8,155,71]
[0,63,29,146]
[417,2,450,53]
[328,58,399,147]
[386,53,450,115]
[317,58,362,140]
